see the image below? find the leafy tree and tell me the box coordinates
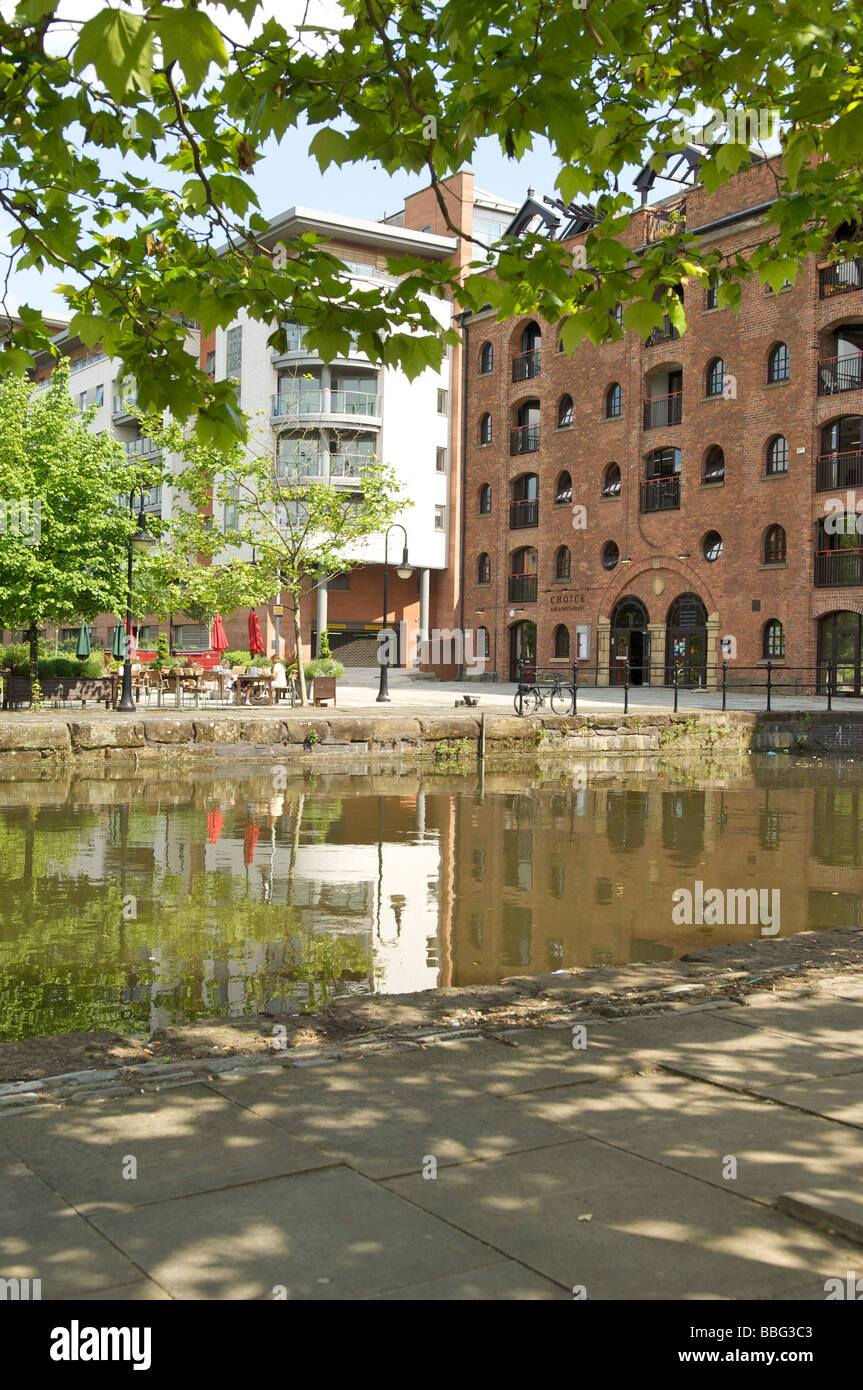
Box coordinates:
[0,359,138,674]
[144,413,406,705]
[0,2,861,440]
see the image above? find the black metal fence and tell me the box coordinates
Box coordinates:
[514,659,848,716]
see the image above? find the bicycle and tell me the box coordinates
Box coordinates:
[514,669,576,716]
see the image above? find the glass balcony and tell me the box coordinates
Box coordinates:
[123,436,161,461]
[272,389,381,419]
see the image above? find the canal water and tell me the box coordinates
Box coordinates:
[1,757,860,1040]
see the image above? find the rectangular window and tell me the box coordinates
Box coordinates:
[437,388,448,415]
[434,505,446,531]
[137,626,159,649]
[205,350,216,378]
[173,624,210,651]
[436,447,447,473]
[93,383,104,406]
[327,572,350,591]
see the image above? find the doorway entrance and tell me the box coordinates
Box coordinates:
[818,611,863,695]
[665,593,708,685]
[509,620,537,681]
[610,598,650,684]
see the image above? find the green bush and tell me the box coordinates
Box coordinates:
[319,629,332,660]
[304,658,344,682]
[0,643,31,674]
[224,649,251,669]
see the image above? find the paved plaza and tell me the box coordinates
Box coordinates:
[3,973,863,1300]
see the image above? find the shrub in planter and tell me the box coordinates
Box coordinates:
[224,649,251,669]
[303,657,344,683]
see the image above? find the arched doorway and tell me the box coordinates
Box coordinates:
[666,593,708,685]
[610,597,650,685]
[818,611,863,695]
[509,620,537,682]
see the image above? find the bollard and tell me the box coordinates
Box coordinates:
[673,661,679,713]
[827,660,833,712]
[766,660,772,713]
[572,661,578,717]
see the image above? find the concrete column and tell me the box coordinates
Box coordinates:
[597,618,611,686]
[316,583,328,657]
[647,623,666,686]
[418,567,430,666]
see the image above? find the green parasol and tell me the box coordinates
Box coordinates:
[75,623,91,659]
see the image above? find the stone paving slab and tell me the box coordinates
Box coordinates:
[0,1083,336,1209]
[204,1068,574,1179]
[208,1029,647,1104]
[86,1166,506,1301]
[777,1186,863,1246]
[511,1071,863,1204]
[385,1138,862,1300]
[756,1071,863,1127]
[365,1259,566,1300]
[0,1150,141,1299]
[74,1279,172,1300]
[593,1011,863,1092]
[716,996,863,1055]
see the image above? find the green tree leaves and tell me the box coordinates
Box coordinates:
[74,8,155,102]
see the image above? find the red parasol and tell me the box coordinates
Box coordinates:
[207,810,224,845]
[211,614,228,654]
[248,610,265,657]
[243,820,261,865]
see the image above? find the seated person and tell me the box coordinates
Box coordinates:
[271,659,287,691]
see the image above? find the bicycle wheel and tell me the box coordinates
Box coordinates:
[550,684,575,716]
[514,687,540,716]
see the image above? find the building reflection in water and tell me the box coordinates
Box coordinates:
[0,761,861,1039]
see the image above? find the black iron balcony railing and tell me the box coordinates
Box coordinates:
[818,351,863,396]
[819,258,863,299]
[511,348,541,382]
[644,203,686,244]
[816,450,863,492]
[510,424,540,455]
[640,475,681,513]
[646,317,681,347]
[509,497,539,529]
[815,548,863,587]
[508,573,538,602]
[643,391,683,429]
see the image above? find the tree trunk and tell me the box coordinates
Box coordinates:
[292,598,308,707]
[27,622,38,672]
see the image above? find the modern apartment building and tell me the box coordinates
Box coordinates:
[461,151,863,691]
[16,173,517,670]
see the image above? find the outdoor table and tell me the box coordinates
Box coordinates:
[235,673,274,706]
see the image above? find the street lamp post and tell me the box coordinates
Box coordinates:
[117,488,155,713]
[377,524,413,703]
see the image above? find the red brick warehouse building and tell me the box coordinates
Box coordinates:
[460,150,863,692]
